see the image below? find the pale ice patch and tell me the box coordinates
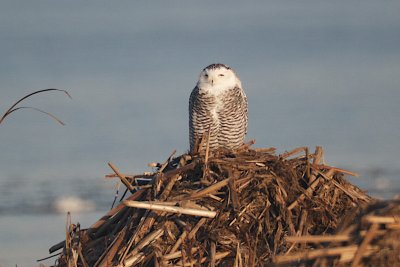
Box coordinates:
[53,196,96,214]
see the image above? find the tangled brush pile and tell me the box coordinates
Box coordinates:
[49,144,375,266]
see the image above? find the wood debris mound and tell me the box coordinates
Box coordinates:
[275,198,400,266]
[49,144,373,266]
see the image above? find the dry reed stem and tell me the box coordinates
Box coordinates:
[0,88,71,125]
[119,210,150,263]
[181,178,230,201]
[174,251,231,267]
[234,242,242,267]
[123,200,216,218]
[95,228,126,267]
[316,169,363,202]
[125,170,181,260]
[280,147,307,158]
[169,217,207,254]
[273,245,376,264]
[210,241,217,267]
[387,223,400,229]
[253,147,276,153]
[188,217,207,239]
[162,247,199,261]
[78,250,89,267]
[288,169,335,210]
[158,150,177,173]
[314,164,360,177]
[364,215,400,224]
[122,229,164,266]
[350,223,379,267]
[108,162,135,192]
[285,235,350,243]
[169,229,188,254]
[88,188,146,234]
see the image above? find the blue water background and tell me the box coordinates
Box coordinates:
[0,1,399,266]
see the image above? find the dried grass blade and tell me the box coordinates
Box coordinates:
[0,88,71,125]
[5,106,66,125]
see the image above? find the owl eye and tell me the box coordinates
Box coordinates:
[218,74,224,77]
[204,74,209,77]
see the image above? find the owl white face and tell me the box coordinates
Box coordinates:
[197,64,241,95]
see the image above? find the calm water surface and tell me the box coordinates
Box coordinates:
[1,1,399,266]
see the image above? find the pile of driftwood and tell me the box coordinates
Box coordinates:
[274,198,400,266]
[48,142,396,266]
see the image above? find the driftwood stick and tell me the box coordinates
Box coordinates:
[228,175,240,211]
[364,215,400,224]
[108,162,135,192]
[122,229,164,266]
[313,146,324,164]
[273,245,376,264]
[169,230,188,254]
[308,146,323,183]
[170,218,207,254]
[239,139,256,151]
[158,149,177,173]
[181,178,230,201]
[110,208,132,237]
[159,174,181,201]
[162,247,199,261]
[188,218,207,239]
[387,223,400,229]
[253,147,276,153]
[87,188,146,234]
[49,241,65,254]
[305,147,311,179]
[288,169,335,210]
[281,147,307,159]
[285,234,350,243]
[161,160,198,179]
[95,228,126,267]
[123,200,217,218]
[124,171,181,259]
[119,210,150,263]
[313,164,359,177]
[91,207,128,239]
[88,189,146,237]
[210,241,216,267]
[234,242,242,267]
[316,169,366,202]
[176,251,231,267]
[351,223,379,267]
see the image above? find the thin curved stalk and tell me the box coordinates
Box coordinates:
[0,88,71,125]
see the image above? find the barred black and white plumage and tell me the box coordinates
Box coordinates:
[189,63,248,152]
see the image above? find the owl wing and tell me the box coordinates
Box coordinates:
[189,86,203,151]
[241,87,248,135]
[189,86,220,152]
[218,86,248,148]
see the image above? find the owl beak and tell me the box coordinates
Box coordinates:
[211,79,214,85]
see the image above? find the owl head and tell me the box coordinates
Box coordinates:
[197,63,241,94]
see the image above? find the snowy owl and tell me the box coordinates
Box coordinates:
[189,63,248,153]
